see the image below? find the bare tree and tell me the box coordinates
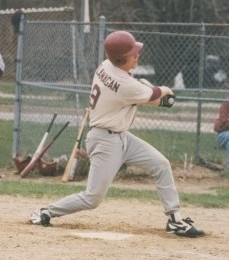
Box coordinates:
[88,0,229,23]
[1,0,229,23]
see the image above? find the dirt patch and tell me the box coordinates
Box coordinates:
[0,165,229,260]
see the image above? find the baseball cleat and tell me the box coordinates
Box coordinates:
[30,208,51,227]
[166,217,205,237]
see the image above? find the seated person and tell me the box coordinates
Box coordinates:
[214,100,229,174]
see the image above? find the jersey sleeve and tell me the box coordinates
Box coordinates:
[119,77,161,105]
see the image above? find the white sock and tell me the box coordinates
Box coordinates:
[170,212,182,222]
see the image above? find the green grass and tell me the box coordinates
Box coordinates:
[0,82,15,94]
[0,97,14,106]
[0,83,15,105]
[18,121,87,158]
[0,120,13,167]
[0,180,228,208]
[180,188,229,208]
[0,119,225,168]
[0,82,225,167]
[131,129,225,162]
[173,89,227,100]
[0,180,85,197]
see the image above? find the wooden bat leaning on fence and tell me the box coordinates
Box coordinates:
[62,108,90,182]
[19,112,57,177]
[20,121,70,178]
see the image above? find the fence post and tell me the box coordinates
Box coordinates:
[195,23,205,163]
[12,14,25,158]
[71,23,77,83]
[97,15,106,66]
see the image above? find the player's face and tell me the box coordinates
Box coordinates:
[122,53,140,72]
[131,53,140,68]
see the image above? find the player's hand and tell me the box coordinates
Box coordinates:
[159,86,175,108]
[159,86,174,97]
[159,94,176,107]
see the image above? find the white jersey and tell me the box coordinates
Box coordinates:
[89,59,156,132]
[0,53,5,72]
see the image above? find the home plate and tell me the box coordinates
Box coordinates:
[70,231,135,241]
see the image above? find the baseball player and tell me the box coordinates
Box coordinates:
[30,30,204,237]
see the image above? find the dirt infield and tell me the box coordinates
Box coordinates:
[0,166,229,260]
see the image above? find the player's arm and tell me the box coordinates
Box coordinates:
[143,86,174,107]
[137,78,174,107]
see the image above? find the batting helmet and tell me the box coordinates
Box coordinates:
[104,31,143,66]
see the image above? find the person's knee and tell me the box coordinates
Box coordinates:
[158,157,171,171]
[88,198,101,209]
[84,193,104,209]
[151,157,171,178]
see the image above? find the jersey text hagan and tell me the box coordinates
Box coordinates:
[95,67,120,93]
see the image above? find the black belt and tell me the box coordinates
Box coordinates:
[107,129,121,134]
[90,127,121,134]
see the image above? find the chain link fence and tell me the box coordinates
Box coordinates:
[0,14,228,171]
[0,7,74,80]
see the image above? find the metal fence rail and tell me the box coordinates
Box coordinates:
[0,15,228,168]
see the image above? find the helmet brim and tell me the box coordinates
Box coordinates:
[126,41,143,58]
[135,41,144,52]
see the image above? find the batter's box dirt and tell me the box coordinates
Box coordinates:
[0,171,229,260]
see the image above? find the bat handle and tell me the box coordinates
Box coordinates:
[47,113,57,132]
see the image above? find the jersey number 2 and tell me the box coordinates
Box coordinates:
[90,84,101,109]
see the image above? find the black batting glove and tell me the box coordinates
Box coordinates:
[159,94,176,108]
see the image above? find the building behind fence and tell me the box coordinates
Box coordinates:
[0,12,228,169]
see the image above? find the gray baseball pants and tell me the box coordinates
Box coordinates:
[48,127,180,217]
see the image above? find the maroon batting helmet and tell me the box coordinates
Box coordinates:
[104,31,143,66]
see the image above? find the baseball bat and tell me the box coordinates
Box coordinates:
[18,113,57,176]
[36,113,57,151]
[20,121,70,178]
[62,108,90,182]
[27,113,57,164]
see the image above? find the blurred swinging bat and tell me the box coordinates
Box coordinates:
[62,108,90,182]
[20,120,70,178]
